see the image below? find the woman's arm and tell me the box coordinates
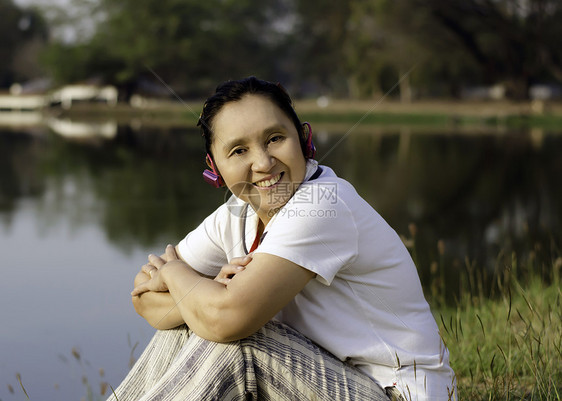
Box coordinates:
[132,270,185,330]
[132,246,315,342]
[131,246,207,330]
[132,247,249,330]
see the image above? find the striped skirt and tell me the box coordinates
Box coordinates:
[107,320,394,401]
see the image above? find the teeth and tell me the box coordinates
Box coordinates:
[255,173,281,188]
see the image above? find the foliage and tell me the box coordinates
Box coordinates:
[0,0,48,87]
[41,0,292,97]
[405,0,562,99]
[14,0,562,99]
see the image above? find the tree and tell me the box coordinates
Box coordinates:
[408,0,562,99]
[343,0,423,100]
[288,0,352,96]
[39,0,560,99]
[41,0,296,98]
[0,0,48,87]
[342,0,486,100]
[293,0,562,100]
[291,0,482,100]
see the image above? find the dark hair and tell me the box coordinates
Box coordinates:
[198,76,306,157]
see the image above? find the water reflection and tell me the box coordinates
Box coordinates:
[2,122,560,280]
[335,131,561,288]
[46,118,118,140]
[1,125,224,248]
[0,121,561,399]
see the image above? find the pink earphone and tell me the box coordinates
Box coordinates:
[202,122,316,188]
[202,154,225,188]
[303,122,316,159]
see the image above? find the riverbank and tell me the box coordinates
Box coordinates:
[437,273,561,400]
[39,98,562,133]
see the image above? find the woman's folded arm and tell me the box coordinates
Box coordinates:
[141,248,314,342]
[131,247,212,330]
[132,270,185,330]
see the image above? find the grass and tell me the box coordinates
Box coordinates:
[438,275,561,400]
[403,224,562,400]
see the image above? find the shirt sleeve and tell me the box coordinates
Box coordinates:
[176,205,229,277]
[254,180,359,285]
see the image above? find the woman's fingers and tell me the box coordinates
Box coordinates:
[141,263,157,277]
[214,277,232,285]
[165,244,178,261]
[214,256,252,284]
[131,269,168,296]
[131,281,150,296]
[148,245,179,267]
[229,254,252,266]
[134,246,180,296]
[148,254,165,269]
[221,264,245,276]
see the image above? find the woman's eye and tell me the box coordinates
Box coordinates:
[269,135,283,144]
[231,148,246,156]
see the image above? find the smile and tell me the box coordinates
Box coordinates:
[254,172,283,188]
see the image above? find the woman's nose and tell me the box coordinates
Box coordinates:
[251,148,276,172]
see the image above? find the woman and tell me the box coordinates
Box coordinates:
[110,77,456,401]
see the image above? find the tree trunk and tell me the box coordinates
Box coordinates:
[505,78,530,100]
[347,75,361,99]
[399,67,412,103]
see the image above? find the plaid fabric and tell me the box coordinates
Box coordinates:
[107,320,390,401]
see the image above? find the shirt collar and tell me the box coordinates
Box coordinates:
[303,159,319,181]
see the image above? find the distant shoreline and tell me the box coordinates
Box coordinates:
[56,98,562,130]
[3,99,562,134]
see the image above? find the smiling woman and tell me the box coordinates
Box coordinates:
[109,77,457,401]
[209,95,307,227]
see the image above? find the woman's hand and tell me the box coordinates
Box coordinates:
[132,245,183,296]
[131,245,192,330]
[214,255,252,285]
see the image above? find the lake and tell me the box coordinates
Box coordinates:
[1,117,561,400]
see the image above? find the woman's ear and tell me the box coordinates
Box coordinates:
[302,122,316,159]
[301,122,309,137]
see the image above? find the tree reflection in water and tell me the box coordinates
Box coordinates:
[1,125,561,301]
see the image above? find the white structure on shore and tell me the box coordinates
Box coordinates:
[0,94,47,111]
[0,82,118,112]
[49,84,118,109]
[0,82,119,139]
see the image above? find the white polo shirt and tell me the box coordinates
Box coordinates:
[178,161,456,400]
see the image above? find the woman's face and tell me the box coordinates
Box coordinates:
[210,94,307,223]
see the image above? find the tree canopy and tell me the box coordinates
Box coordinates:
[0,0,48,88]
[10,0,562,99]
[41,0,293,98]
[407,0,562,99]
